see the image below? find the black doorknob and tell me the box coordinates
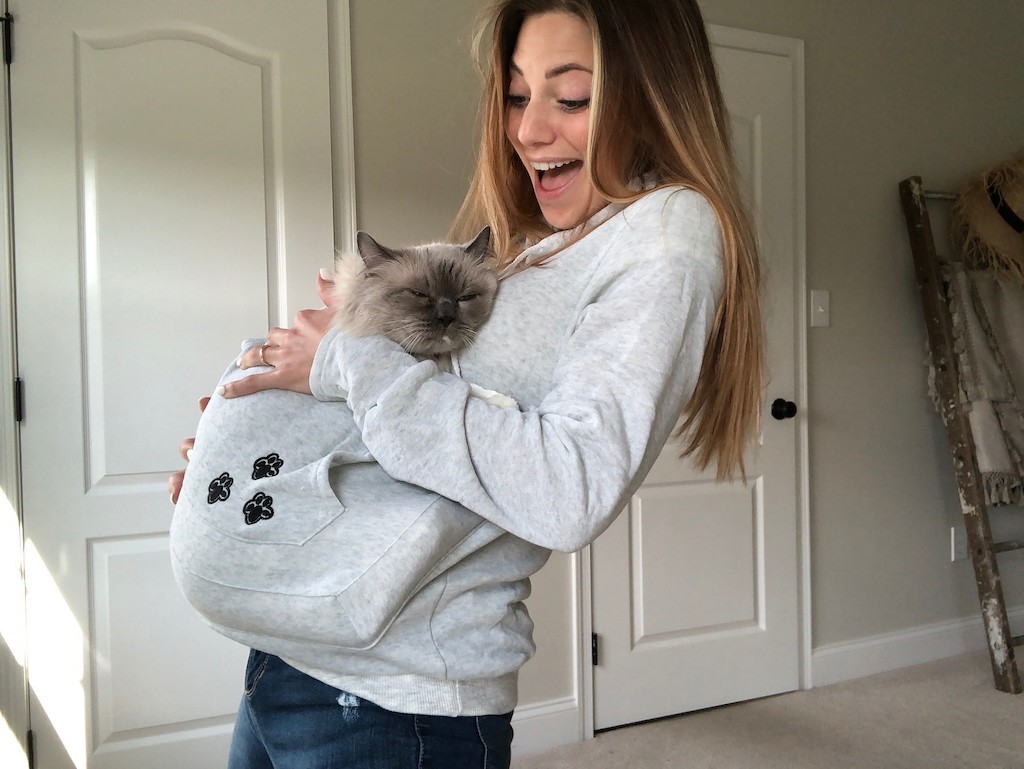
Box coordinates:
[771,398,797,420]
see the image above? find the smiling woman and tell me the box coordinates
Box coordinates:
[166,1,765,767]
[504,13,604,229]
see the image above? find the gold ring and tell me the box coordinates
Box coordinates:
[258,344,269,366]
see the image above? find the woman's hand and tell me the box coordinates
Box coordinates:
[168,396,210,505]
[222,271,337,399]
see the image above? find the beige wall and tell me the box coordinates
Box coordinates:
[348,0,1024,709]
[348,0,483,245]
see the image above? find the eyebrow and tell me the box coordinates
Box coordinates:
[509,61,593,79]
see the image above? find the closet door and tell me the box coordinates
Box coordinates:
[12,2,335,766]
[591,28,803,730]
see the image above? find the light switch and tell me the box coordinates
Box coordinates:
[810,289,830,327]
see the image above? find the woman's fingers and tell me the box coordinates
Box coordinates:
[170,396,209,506]
[169,471,184,505]
[238,343,271,370]
[226,310,330,396]
[317,269,336,307]
[220,370,291,398]
[238,328,287,370]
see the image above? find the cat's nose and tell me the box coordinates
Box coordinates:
[436,299,456,327]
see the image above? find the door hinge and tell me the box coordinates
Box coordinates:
[591,632,599,666]
[1,13,12,65]
[14,377,23,422]
[26,729,35,769]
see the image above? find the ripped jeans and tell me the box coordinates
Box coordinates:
[227,650,514,769]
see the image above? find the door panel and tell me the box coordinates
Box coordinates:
[13,2,335,767]
[591,32,802,730]
[631,482,761,638]
[79,29,274,489]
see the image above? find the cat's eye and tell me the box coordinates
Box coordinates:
[406,289,429,299]
[458,294,479,303]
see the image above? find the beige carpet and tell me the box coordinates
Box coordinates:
[513,652,1024,769]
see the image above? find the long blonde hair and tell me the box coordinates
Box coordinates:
[450,0,765,480]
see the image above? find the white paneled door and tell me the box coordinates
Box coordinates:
[590,30,803,730]
[12,2,335,767]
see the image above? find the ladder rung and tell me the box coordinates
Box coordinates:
[1013,635,1024,648]
[993,539,1024,554]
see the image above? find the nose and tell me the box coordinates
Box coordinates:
[435,298,456,327]
[515,100,554,146]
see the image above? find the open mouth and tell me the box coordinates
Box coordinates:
[534,159,583,192]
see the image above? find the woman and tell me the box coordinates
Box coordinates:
[171,1,763,766]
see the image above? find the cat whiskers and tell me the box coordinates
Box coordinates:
[394,327,438,356]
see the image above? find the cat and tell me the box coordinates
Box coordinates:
[332,226,498,361]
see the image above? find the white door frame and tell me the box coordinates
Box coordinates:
[326,0,358,253]
[572,25,811,741]
[0,0,31,764]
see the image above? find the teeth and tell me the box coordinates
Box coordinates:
[531,160,575,171]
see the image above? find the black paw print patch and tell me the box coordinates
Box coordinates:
[243,492,275,525]
[252,453,284,479]
[207,472,233,504]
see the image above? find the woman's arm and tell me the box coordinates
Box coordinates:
[312,193,725,552]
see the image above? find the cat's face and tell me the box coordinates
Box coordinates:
[350,228,498,356]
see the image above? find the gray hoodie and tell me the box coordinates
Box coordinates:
[170,186,723,716]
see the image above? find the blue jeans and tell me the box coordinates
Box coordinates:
[227,650,514,769]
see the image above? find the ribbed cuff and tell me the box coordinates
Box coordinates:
[285,665,519,717]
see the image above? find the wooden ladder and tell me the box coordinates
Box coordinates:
[898,176,1023,693]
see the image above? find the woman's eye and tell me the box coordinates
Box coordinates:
[558,98,590,113]
[506,94,528,109]
[458,294,479,303]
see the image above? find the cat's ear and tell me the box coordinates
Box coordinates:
[356,231,398,268]
[464,226,493,264]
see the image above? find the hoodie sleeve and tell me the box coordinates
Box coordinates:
[310,190,724,552]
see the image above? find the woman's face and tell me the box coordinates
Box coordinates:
[505,12,607,230]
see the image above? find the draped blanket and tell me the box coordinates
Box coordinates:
[930,265,1024,506]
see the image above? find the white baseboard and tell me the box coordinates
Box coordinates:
[811,604,1024,688]
[509,606,1023,756]
[511,696,580,757]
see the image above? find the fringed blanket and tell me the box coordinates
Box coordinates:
[930,265,1024,506]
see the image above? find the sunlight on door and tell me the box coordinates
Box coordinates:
[1,484,28,768]
[24,540,87,767]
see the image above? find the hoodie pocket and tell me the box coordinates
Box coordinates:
[194,452,346,547]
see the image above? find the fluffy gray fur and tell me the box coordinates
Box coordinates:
[332,227,498,359]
